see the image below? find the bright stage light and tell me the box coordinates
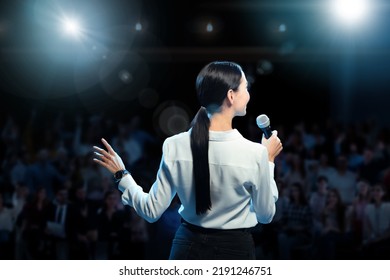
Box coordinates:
[135,22,142,31]
[332,0,369,25]
[206,22,213,33]
[279,24,287,33]
[62,18,81,37]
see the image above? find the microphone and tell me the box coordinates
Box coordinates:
[256,114,273,139]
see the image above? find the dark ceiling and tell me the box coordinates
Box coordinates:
[1,0,390,128]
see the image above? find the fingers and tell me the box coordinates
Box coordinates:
[93,152,117,174]
[93,143,115,166]
[93,151,104,158]
[92,140,124,174]
[93,151,111,164]
[93,157,109,169]
[270,133,283,156]
[93,150,111,166]
[93,145,111,159]
[93,148,114,168]
[101,138,115,154]
[276,140,283,155]
[278,143,283,154]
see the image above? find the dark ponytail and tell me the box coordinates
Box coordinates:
[190,107,211,215]
[191,61,243,215]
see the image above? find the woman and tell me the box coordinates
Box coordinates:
[317,188,346,259]
[277,182,313,259]
[345,180,370,247]
[19,187,51,259]
[362,184,390,259]
[93,61,283,259]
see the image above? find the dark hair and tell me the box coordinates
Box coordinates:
[316,175,328,183]
[324,188,346,232]
[289,182,308,206]
[190,61,243,215]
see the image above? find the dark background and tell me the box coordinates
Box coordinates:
[1,0,390,261]
[1,0,390,132]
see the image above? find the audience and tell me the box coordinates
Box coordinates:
[345,180,371,249]
[309,175,329,238]
[315,188,346,259]
[361,184,390,259]
[277,182,313,259]
[1,110,390,259]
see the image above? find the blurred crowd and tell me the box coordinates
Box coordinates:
[1,109,390,260]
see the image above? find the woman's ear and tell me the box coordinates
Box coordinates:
[226,89,235,105]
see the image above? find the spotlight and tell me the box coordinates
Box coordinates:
[278,24,287,33]
[118,70,133,84]
[206,22,213,33]
[332,0,369,25]
[135,22,142,31]
[62,18,81,37]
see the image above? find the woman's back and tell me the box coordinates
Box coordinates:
[164,129,277,229]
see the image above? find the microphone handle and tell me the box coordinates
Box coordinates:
[262,126,273,139]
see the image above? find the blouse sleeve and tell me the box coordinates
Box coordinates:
[117,140,177,223]
[251,146,279,224]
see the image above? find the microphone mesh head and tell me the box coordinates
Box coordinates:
[256,114,270,128]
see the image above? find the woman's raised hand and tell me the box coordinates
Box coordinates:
[93,138,126,174]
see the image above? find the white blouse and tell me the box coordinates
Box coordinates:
[119,129,278,229]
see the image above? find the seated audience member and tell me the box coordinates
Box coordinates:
[309,176,329,237]
[315,188,347,259]
[0,193,14,259]
[345,180,371,248]
[278,182,313,259]
[362,184,390,259]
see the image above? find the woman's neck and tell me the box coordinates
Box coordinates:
[209,112,233,131]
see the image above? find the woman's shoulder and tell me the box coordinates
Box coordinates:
[163,130,191,145]
[162,130,191,158]
[240,137,267,153]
